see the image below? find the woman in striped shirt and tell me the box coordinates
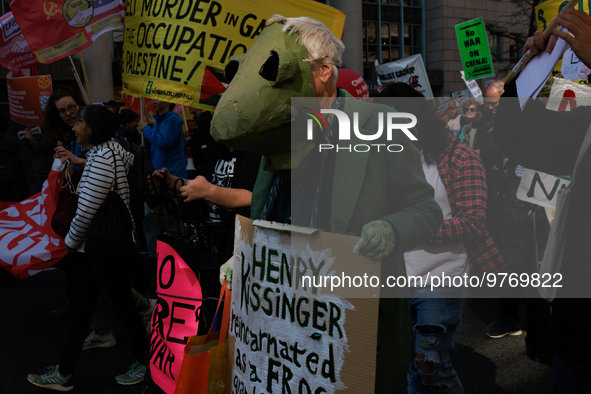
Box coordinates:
[28,105,149,391]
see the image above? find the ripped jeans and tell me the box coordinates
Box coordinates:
[408,295,467,394]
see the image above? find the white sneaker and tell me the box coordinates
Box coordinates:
[82,330,117,350]
[142,299,157,334]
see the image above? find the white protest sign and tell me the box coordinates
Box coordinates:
[375,54,434,98]
[226,216,380,394]
[460,71,483,104]
[547,77,591,112]
[560,48,591,80]
[516,168,570,213]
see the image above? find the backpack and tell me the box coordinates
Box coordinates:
[113,130,154,202]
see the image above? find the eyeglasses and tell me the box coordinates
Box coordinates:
[487,101,500,108]
[449,106,458,110]
[466,108,477,112]
[58,104,78,116]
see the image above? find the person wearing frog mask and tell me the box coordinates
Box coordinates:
[211,15,442,392]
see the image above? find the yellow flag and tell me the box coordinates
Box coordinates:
[122,0,346,110]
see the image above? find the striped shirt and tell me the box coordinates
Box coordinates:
[65,140,135,250]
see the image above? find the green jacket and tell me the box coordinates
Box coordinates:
[252,92,443,391]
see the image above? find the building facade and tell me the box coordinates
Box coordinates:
[335,0,532,96]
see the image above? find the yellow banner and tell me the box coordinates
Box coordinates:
[535,0,590,32]
[122,0,346,111]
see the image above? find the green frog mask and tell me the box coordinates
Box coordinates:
[210,20,316,173]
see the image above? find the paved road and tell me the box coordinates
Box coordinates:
[1,269,552,393]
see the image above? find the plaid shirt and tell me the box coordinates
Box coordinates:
[432,132,505,274]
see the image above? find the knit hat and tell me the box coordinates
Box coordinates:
[119,109,139,125]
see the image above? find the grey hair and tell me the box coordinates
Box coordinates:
[268,14,345,81]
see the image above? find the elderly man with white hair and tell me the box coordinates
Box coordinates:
[212,15,443,392]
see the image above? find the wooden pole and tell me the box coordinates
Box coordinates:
[69,56,90,104]
[78,52,94,104]
[504,0,578,84]
[180,106,189,134]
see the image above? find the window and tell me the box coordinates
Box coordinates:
[489,34,501,61]
[509,34,522,62]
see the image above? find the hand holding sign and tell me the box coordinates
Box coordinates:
[553,9,591,69]
[219,256,234,290]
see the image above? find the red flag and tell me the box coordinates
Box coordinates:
[0,159,68,279]
[10,0,124,64]
[0,12,36,73]
[7,73,53,126]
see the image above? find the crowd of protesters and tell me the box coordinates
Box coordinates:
[0,9,589,394]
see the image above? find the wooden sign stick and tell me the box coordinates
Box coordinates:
[504,0,578,84]
[69,56,90,105]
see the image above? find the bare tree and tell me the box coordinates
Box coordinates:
[485,0,539,76]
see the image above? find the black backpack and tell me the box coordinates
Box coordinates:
[113,130,154,202]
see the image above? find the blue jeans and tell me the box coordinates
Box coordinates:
[408,296,467,394]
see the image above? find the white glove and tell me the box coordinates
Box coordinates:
[219,256,234,291]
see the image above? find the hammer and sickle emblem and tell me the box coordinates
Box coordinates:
[43,1,62,20]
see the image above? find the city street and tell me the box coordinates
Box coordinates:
[1,268,552,393]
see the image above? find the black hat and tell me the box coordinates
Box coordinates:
[119,109,139,125]
[103,100,120,109]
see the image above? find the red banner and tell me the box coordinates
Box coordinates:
[150,240,203,394]
[0,159,68,280]
[0,12,36,73]
[10,0,124,64]
[7,73,52,126]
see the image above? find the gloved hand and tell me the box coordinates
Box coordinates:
[353,220,396,260]
[219,256,234,290]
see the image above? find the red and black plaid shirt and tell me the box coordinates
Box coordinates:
[431,132,505,274]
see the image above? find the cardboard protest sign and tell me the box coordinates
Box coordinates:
[225,216,380,394]
[455,18,494,80]
[10,0,124,64]
[375,54,433,97]
[122,0,346,111]
[0,12,36,73]
[0,159,67,280]
[150,240,203,394]
[6,73,52,126]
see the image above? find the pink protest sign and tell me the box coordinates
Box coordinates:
[150,240,203,394]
